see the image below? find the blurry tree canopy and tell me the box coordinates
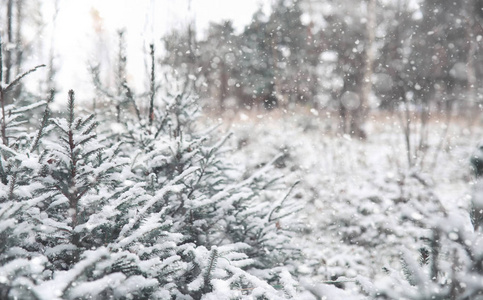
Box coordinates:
[161,0,483,137]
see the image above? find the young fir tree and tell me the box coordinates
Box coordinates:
[89,41,302,298]
[0,36,52,297]
[0,89,132,299]
[0,38,302,299]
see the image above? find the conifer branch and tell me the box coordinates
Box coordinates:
[4,64,46,93]
[430,228,440,282]
[154,107,171,139]
[0,157,7,186]
[322,279,357,284]
[82,146,103,159]
[117,166,199,238]
[31,90,54,153]
[67,90,75,128]
[90,65,115,98]
[203,247,218,293]
[73,117,84,131]
[122,83,141,122]
[208,132,233,157]
[58,249,109,296]
[51,119,69,135]
[79,114,95,128]
[268,181,299,222]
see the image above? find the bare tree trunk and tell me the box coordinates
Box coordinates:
[46,0,59,95]
[417,96,430,168]
[339,102,348,134]
[465,0,478,126]
[271,35,284,108]
[219,61,228,109]
[353,0,376,138]
[12,0,24,101]
[5,0,14,85]
[399,98,412,168]
[183,0,197,95]
[430,99,454,171]
[14,0,23,76]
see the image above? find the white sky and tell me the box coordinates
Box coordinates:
[39,0,271,102]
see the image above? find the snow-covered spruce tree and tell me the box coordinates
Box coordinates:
[0,88,133,299]
[36,90,126,264]
[90,42,302,298]
[1,37,301,299]
[0,42,52,297]
[123,94,301,298]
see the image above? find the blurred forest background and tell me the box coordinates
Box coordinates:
[2,0,483,137]
[163,0,483,139]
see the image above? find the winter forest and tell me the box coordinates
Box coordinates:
[1,0,483,299]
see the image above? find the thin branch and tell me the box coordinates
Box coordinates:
[268,181,299,222]
[0,87,6,145]
[149,44,155,126]
[90,65,115,98]
[0,35,3,84]
[322,280,357,284]
[4,64,46,93]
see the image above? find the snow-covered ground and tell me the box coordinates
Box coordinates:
[207,108,482,298]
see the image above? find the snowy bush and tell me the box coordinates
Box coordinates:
[226,110,481,299]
